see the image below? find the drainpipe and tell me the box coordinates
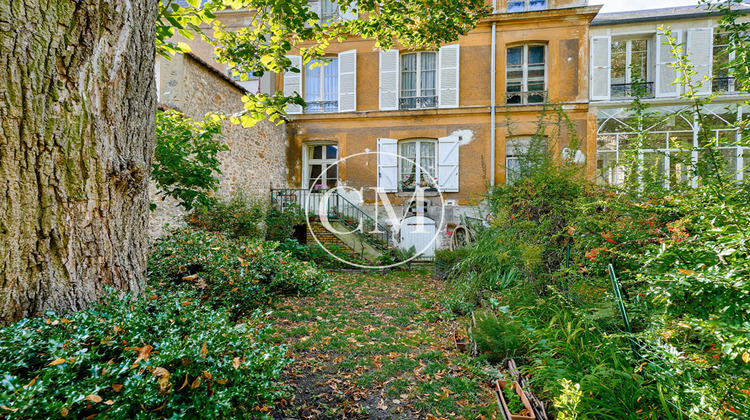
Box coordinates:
[490,22,497,186]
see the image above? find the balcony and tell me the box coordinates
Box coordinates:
[399,96,438,110]
[610,82,654,99]
[305,100,339,113]
[713,76,740,93]
[505,90,546,105]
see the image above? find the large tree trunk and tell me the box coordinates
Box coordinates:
[0,0,156,325]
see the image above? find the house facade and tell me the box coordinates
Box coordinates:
[590,5,750,187]
[279,0,600,249]
[162,1,750,255]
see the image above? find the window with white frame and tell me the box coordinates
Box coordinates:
[305,58,339,113]
[308,0,357,23]
[306,144,338,190]
[399,139,437,190]
[595,105,748,187]
[611,38,651,98]
[321,0,339,21]
[506,44,546,105]
[713,32,741,93]
[400,52,438,110]
[507,0,546,13]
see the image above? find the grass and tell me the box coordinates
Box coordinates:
[266,270,499,419]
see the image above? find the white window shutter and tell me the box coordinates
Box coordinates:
[284,55,303,114]
[438,44,460,108]
[590,36,611,101]
[687,28,713,95]
[379,50,400,111]
[341,0,357,20]
[338,50,357,112]
[656,31,682,98]
[438,135,460,192]
[377,138,398,192]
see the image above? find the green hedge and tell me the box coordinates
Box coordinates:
[0,290,288,419]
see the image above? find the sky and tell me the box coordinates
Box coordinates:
[591,0,703,13]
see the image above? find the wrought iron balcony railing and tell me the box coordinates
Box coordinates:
[505,90,546,105]
[305,100,339,113]
[610,82,654,98]
[399,96,438,110]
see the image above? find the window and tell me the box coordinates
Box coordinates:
[505,136,545,185]
[506,44,546,104]
[305,58,339,113]
[611,38,652,98]
[508,0,546,13]
[230,68,261,93]
[399,139,437,190]
[306,144,338,190]
[400,52,438,110]
[321,0,339,21]
[713,32,741,93]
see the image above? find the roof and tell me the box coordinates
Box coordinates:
[184,52,250,94]
[591,3,750,26]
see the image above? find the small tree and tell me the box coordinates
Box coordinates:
[153,110,227,211]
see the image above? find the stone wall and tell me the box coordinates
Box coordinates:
[150,53,289,239]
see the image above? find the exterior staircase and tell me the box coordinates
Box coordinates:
[271,188,392,260]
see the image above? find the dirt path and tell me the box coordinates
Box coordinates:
[267,270,499,419]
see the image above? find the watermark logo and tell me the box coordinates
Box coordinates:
[304,151,445,269]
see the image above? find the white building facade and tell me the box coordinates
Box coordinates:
[589,5,750,187]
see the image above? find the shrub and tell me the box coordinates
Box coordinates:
[472,310,526,363]
[149,229,330,320]
[443,269,521,315]
[187,192,267,239]
[434,247,470,280]
[0,290,288,419]
[264,206,305,242]
[275,239,370,269]
[153,110,227,211]
[377,246,416,269]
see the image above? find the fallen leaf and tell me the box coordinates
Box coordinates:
[24,375,39,388]
[232,357,241,369]
[85,394,102,403]
[182,274,198,281]
[191,377,202,389]
[678,268,695,275]
[152,367,171,388]
[104,400,115,406]
[200,342,208,357]
[1,405,18,412]
[377,399,388,410]
[48,358,66,366]
[178,374,189,391]
[112,384,124,392]
[61,407,69,417]
[133,345,153,365]
[743,353,750,363]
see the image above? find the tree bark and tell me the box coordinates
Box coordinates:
[0,0,156,325]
